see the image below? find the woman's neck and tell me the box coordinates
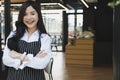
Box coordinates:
[27,28,37,35]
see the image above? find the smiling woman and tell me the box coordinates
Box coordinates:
[23,6,39,34]
[2,1,52,80]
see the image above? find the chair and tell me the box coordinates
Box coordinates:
[44,58,54,80]
[51,35,58,52]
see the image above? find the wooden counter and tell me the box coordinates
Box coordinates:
[65,38,93,66]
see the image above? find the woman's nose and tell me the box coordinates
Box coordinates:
[26,14,31,19]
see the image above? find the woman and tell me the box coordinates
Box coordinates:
[2,1,52,80]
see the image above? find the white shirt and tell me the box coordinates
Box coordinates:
[2,30,52,70]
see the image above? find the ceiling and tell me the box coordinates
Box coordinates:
[1,0,98,10]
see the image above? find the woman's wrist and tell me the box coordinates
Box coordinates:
[20,54,33,64]
[20,52,27,60]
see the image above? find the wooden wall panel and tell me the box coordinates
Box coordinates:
[1,0,35,3]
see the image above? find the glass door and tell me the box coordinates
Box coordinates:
[42,10,63,52]
[67,9,83,39]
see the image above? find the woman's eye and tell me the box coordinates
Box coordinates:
[31,13,35,15]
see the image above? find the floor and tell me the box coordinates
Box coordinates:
[0,51,112,80]
[46,52,113,80]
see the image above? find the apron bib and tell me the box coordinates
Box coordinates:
[7,33,45,80]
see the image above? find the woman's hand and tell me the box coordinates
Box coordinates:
[22,55,29,62]
[9,50,22,59]
[36,50,47,58]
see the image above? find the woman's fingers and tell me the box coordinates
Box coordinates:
[36,50,47,58]
[38,50,45,54]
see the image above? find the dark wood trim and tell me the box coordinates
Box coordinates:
[113,5,120,80]
[4,0,11,41]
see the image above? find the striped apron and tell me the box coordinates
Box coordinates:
[7,34,45,80]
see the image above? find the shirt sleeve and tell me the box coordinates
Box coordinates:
[2,31,21,70]
[21,34,52,69]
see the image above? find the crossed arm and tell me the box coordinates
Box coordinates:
[2,35,52,70]
[9,50,47,64]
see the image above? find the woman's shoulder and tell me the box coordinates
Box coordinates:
[7,31,16,38]
[10,30,16,34]
[5,31,16,41]
[41,33,51,39]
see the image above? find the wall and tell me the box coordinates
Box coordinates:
[83,0,113,65]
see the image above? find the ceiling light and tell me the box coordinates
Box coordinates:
[80,0,89,8]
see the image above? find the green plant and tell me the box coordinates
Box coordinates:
[108,0,120,8]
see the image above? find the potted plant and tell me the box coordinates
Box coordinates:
[108,0,120,8]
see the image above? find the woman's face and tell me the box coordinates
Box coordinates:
[23,6,39,31]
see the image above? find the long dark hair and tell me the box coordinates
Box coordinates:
[7,1,47,51]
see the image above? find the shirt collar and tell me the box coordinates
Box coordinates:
[25,29,39,36]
